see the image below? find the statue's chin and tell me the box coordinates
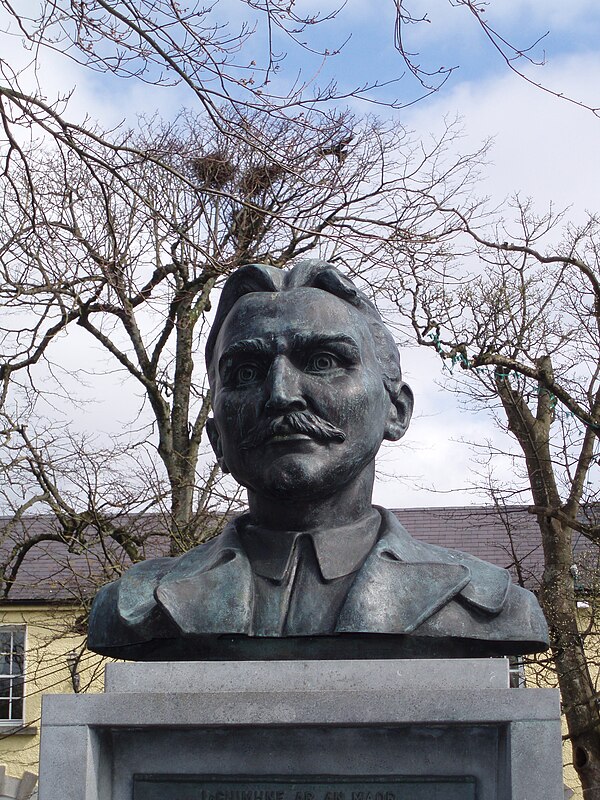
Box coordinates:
[244,472,336,501]
[237,458,371,504]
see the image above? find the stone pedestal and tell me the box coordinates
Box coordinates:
[37,659,562,800]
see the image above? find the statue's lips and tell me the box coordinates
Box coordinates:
[265,432,316,444]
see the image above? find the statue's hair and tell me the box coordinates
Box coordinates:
[205,260,403,400]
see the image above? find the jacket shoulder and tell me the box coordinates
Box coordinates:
[409,541,549,649]
[377,508,548,650]
[87,524,241,653]
[422,540,511,613]
[378,510,512,614]
[87,556,174,652]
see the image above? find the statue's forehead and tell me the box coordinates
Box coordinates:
[216,288,367,344]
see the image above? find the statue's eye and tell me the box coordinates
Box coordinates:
[235,363,260,385]
[306,352,339,373]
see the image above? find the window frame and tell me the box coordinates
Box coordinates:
[0,625,26,725]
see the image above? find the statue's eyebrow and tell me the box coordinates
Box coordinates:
[292,332,361,359]
[219,337,271,365]
[218,333,361,375]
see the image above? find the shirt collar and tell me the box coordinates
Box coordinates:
[236,508,382,582]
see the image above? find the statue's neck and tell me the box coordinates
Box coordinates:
[246,465,375,531]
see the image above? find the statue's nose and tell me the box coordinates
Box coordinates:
[264,356,307,415]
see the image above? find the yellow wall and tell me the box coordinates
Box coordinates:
[562,726,581,800]
[0,605,106,781]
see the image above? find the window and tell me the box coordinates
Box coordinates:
[0,627,25,722]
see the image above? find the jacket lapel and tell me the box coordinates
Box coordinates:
[155,523,254,635]
[337,508,475,634]
[337,555,469,634]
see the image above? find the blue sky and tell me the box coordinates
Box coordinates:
[4,0,600,509]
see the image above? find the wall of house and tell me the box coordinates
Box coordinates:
[0,605,106,781]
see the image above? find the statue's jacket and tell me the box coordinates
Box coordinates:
[88,508,549,660]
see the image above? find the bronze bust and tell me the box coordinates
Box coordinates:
[88,260,548,660]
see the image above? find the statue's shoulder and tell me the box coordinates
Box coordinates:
[414,535,546,623]
[87,522,240,653]
[429,540,548,641]
[87,556,174,652]
[377,507,548,646]
[378,508,512,610]
[421,540,512,613]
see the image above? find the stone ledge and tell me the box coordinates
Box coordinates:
[105,658,510,694]
[0,726,37,737]
[41,686,560,727]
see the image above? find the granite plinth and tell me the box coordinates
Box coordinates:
[37,659,563,800]
[104,657,510,693]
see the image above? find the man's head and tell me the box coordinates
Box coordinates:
[205,260,413,501]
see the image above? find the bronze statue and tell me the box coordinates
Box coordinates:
[88,261,548,660]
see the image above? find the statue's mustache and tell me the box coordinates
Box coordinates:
[240,411,346,450]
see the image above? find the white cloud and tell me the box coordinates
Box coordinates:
[373,50,600,507]
[372,346,527,508]
[404,51,600,218]
[483,0,600,28]
[403,0,600,47]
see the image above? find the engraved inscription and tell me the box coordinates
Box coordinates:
[133,775,477,800]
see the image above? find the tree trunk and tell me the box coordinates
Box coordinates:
[538,514,600,799]
[168,295,197,555]
[496,370,600,797]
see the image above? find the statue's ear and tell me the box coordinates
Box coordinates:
[384,382,414,442]
[206,418,230,473]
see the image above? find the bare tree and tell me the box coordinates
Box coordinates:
[393,1,600,117]
[390,198,600,796]
[0,0,592,235]
[1,0,372,115]
[0,0,418,245]
[0,108,480,591]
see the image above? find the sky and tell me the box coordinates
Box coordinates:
[375,4,600,507]
[3,0,600,510]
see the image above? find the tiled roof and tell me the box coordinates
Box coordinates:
[391,506,545,589]
[0,506,596,601]
[0,514,171,603]
[391,506,597,591]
